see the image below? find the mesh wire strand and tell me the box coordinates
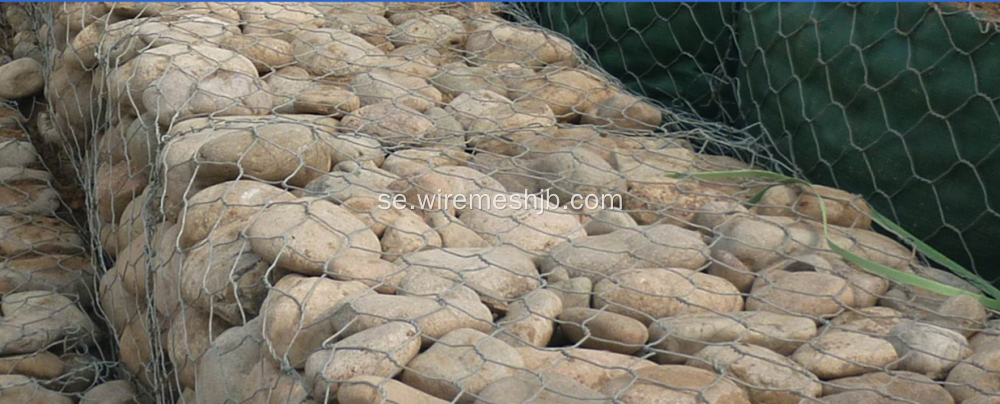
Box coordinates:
[0,93,114,399]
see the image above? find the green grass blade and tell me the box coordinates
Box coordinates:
[680,169,1000,306]
[869,210,1000,300]
[830,242,1000,310]
[672,170,802,183]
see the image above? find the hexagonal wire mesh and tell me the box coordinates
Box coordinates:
[525,2,1000,286]
[0,97,111,401]
[5,2,999,404]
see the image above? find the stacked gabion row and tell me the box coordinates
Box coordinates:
[1,3,140,402]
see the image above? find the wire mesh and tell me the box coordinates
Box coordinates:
[526,2,1000,287]
[0,86,113,403]
[1,2,997,404]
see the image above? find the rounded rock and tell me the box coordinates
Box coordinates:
[519,347,656,390]
[828,306,905,336]
[822,371,954,404]
[496,289,564,348]
[196,318,266,404]
[546,277,592,310]
[0,291,96,355]
[687,343,821,404]
[402,328,525,404]
[178,180,296,249]
[306,322,421,398]
[648,311,817,364]
[791,331,898,379]
[541,224,709,283]
[338,376,449,404]
[945,348,1000,402]
[558,307,649,354]
[0,58,44,99]
[598,365,750,404]
[393,246,541,309]
[330,294,493,346]
[473,373,609,404]
[888,321,971,379]
[81,380,139,404]
[247,197,381,276]
[457,197,586,253]
[593,268,743,325]
[261,275,371,368]
[0,375,74,404]
[580,94,662,132]
[746,268,855,321]
[0,352,66,380]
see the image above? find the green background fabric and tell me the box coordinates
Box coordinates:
[522,3,740,122]
[525,2,1000,283]
[737,3,1000,282]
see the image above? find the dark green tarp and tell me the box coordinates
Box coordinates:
[737,3,1000,282]
[522,3,740,122]
[527,2,1000,283]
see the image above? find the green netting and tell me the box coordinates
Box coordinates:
[737,2,1000,283]
[522,3,740,122]
[524,2,1000,285]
